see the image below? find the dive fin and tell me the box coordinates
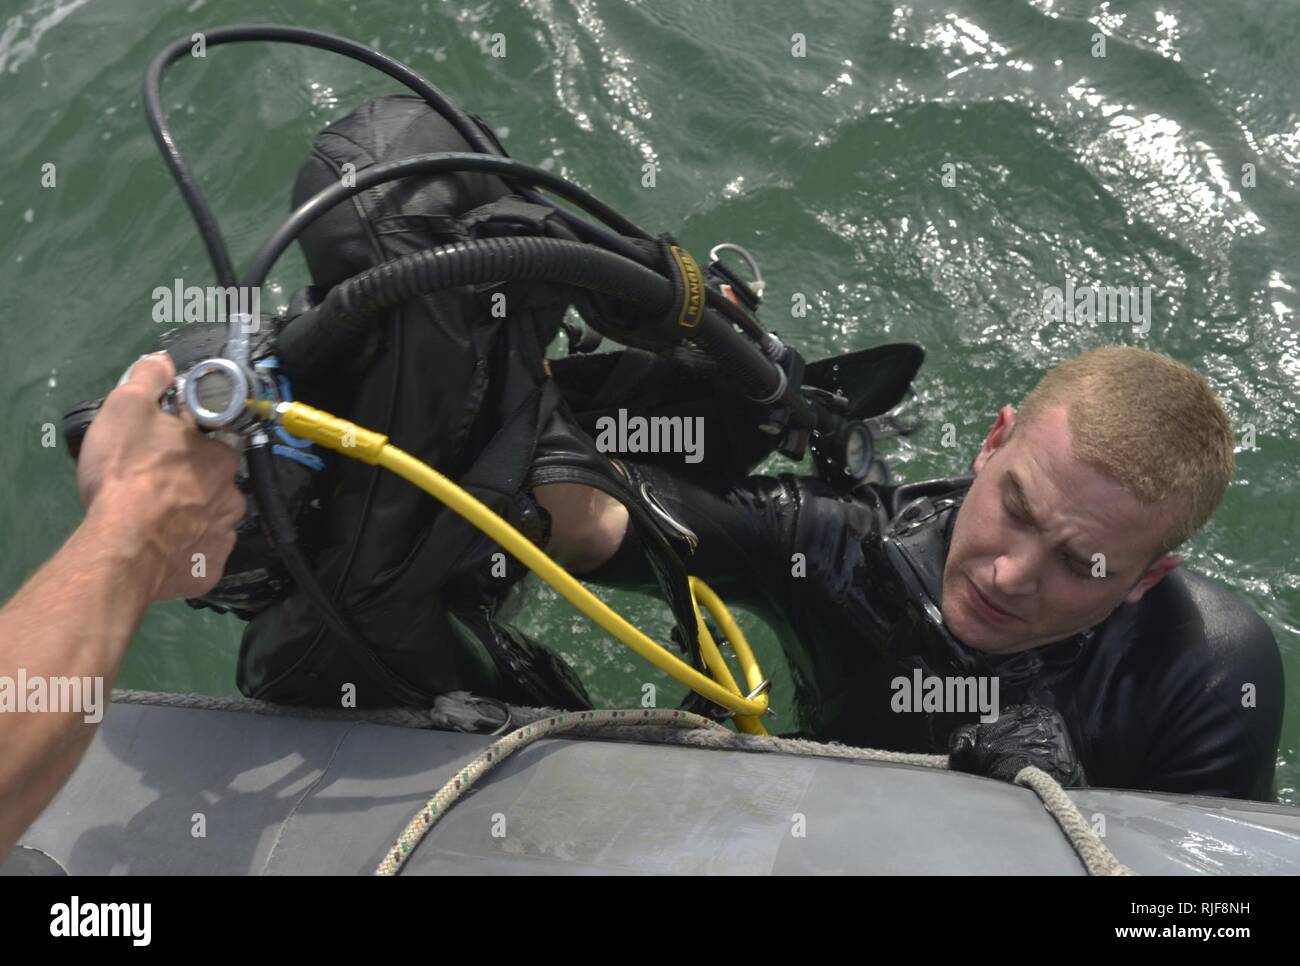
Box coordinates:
[803,342,924,420]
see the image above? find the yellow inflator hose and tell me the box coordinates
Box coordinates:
[251,399,770,733]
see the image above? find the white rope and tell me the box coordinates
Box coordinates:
[1015,766,1136,876]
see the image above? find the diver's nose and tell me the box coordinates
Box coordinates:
[993,537,1041,597]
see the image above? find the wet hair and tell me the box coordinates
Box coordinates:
[1017,346,1235,551]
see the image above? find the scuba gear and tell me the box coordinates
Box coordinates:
[62,25,919,715]
[252,397,771,729]
[546,340,922,487]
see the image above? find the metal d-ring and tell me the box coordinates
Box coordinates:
[639,481,699,552]
[708,242,766,298]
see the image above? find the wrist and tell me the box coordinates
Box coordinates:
[81,493,169,595]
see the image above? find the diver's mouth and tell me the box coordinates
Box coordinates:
[966,575,1020,624]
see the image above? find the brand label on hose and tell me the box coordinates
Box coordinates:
[669,245,705,329]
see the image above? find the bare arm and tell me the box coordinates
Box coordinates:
[0,353,243,855]
[0,508,165,852]
[535,480,629,573]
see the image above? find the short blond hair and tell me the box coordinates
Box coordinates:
[1018,346,1235,551]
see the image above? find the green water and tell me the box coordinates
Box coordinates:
[1,0,1296,802]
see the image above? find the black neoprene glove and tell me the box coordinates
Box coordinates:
[948,704,1088,788]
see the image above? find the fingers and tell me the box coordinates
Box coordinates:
[122,351,176,394]
[174,401,200,432]
[102,352,177,423]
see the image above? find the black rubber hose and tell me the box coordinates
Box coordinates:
[689,311,785,402]
[278,235,784,402]
[280,236,670,377]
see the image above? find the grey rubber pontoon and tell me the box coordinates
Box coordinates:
[6,693,1300,875]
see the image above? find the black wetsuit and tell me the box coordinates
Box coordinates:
[601,467,1284,800]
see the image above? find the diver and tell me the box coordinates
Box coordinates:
[564,346,1285,800]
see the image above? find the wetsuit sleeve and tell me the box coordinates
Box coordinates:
[591,463,802,609]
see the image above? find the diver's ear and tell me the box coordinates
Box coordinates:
[1124,554,1183,605]
[972,405,1017,475]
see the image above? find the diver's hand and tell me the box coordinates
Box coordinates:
[948,704,1088,788]
[75,352,245,600]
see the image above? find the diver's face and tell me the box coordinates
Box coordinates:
[941,404,1183,654]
